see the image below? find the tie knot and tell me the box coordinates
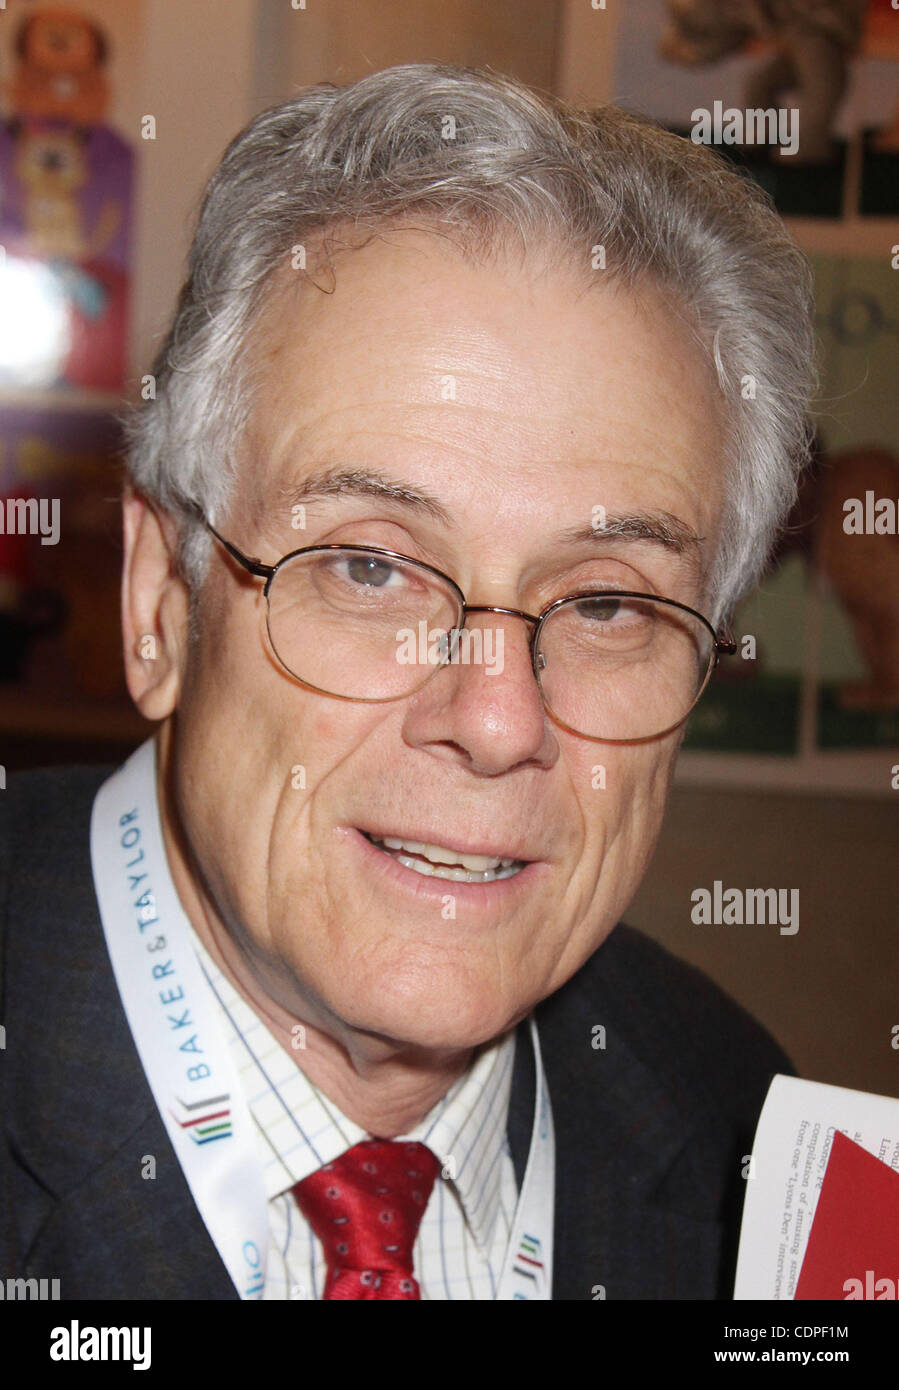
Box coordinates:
[292,1139,442,1299]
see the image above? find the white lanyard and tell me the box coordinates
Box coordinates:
[91,737,554,1300]
[496,1013,555,1300]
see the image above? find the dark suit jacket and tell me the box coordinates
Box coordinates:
[0,761,791,1300]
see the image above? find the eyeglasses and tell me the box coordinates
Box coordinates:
[194,513,736,743]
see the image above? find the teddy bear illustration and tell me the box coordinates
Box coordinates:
[7,7,110,129]
[12,121,120,261]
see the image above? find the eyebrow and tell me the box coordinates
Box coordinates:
[276,466,704,555]
[279,466,451,524]
[558,513,703,554]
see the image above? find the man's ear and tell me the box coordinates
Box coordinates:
[121,488,191,720]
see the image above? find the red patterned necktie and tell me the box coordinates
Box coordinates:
[292,1138,442,1300]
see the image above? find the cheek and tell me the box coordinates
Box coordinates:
[569,739,676,845]
[308,707,349,747]
[268,701,403,825]
[301,703,401,775]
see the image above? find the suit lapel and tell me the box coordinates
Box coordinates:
[507,1021,535,1191]
[6,764,236,1298]
[24,1110,238,1299]
[508,940,728,1300]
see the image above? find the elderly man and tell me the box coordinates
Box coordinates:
[0,63,815,1301]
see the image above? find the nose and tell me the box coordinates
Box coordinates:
[401,605,558,776]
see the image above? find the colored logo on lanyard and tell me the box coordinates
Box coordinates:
[170,1091,234,1144]
[514,1233,545,1288]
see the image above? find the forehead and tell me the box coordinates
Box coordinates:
[236,227,726,538]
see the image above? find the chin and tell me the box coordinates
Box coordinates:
[340,973,522,1053]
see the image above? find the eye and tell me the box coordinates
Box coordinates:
[574,595,626,623]
[565,593,658,646]
[572,594,650,627]
[338,553,404,588]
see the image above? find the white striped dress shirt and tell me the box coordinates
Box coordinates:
[187,924,520,1300]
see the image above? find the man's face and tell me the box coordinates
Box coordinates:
[159,229,725,1051]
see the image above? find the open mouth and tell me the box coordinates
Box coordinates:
[361,832,529,884]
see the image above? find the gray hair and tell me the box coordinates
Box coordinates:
[123,61,818,628]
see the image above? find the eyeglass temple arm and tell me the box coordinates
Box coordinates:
[184,501,274,580]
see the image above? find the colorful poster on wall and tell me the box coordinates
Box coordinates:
[684,253,899,757]
[613,0,899,217]
[0,2,137,393]
[0,1,144,706]
[0,404,124,696]
[683,560,806,756]
[808,253,899,749]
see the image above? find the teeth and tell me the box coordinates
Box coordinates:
[369,834,526,882]
[393,853,525,883]
[375,836,510,871]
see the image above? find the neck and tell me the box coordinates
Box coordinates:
[154,726,475,1136]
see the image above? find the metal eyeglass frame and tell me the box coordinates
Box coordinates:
[194,510,737,743]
